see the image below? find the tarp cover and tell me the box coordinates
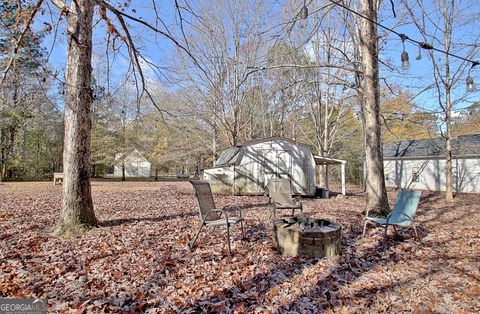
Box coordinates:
[215,147,241,166]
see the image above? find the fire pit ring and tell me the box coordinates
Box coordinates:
[273,216,342,258]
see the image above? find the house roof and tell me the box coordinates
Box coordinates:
[383,134,480,159]
[313,156,346,165]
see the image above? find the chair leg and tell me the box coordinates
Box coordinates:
[412,222,420,242]
[382,224,388,250]
[393,225,399,236]
[240,219,245,240]
[362,220,368,238]
[226,223,232,255]
[190,223,204,249]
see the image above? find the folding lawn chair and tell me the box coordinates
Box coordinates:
[189,180,245,254]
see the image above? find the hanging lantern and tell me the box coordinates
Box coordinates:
[300,6,308,19]
[466,76,475,93]
[415,45,422,60]
[401,51,410,71]
[399,34,410,71]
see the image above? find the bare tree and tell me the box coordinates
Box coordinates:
[46,0,206,234]
[357,0,390,215]
[402,0,479,201]
[52,0,97,234]
[301,9,357,188]
[172,0,269,153]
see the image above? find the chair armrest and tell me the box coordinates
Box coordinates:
[385,212,414,226]
[397,212,414,223]
[364,207,387,219]
[364,207,372,218]
[399,212,413,220]
[223,205,243,219]
[385,212,393,225]
[202,208,226,221]
[205,208,232,226]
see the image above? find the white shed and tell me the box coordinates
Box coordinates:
[114,150,152,178]
[383,134,480,193]
[203,137,346,196]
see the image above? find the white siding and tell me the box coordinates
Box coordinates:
[384,157,480,193]
[114,151,151,178]
[235,140,316,195]
[203,166,235,194]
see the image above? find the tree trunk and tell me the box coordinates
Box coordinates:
[359,0,390,215]
[1,163,6,181]
[212,116,218,166]
[445,113,453,201]
[443,1,454,202]
[0,126,17,181]
[56,0,97,235]
[0,129,4,181]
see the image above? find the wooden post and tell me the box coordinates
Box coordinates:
[325,164,329,190]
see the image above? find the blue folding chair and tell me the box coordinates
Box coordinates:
[363,189,422,249]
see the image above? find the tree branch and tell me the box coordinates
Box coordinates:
[98,0,212,85]
[0,0,44,86]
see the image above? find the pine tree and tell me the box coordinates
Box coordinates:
[0,0,47,180]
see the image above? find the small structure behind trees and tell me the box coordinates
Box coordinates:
[114,150,152,178]
[203,137,346,196]
[383,134,480,193]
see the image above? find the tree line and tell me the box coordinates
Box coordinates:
[0,0,478,234]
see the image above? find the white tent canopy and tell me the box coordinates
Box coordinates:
[313,156,346,196]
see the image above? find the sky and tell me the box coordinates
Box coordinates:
[35,0,179,89]
[34,0,480,116]
[376,0,480,115]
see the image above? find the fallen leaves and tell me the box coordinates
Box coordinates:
[0,182,479,312]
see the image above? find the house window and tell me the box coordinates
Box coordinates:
[412,167,420,182]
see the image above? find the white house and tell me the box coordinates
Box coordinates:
[114,150,152,178]
[383,134,480,193]
[203,137,346,196]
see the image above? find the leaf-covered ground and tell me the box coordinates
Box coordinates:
[1,181,479,313]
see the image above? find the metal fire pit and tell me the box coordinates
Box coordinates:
[273,216,342,258]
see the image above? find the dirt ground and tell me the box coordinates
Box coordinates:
[1,181,479,313]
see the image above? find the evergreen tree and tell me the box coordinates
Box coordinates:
[0,0,49,180]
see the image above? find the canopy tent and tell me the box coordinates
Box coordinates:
[313,156,346,196]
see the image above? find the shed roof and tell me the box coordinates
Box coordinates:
[215,147,241,166]
[240,136,310,149]
[214,137,311,167]
[115,149,150,162]
[383,134,480,159]
[313,156,346,165]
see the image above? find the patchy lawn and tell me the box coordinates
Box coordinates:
[0,181,479,313]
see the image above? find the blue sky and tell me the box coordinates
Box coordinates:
[376,0,480,115]
[35,0,479,115]
[36,0,179,90]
